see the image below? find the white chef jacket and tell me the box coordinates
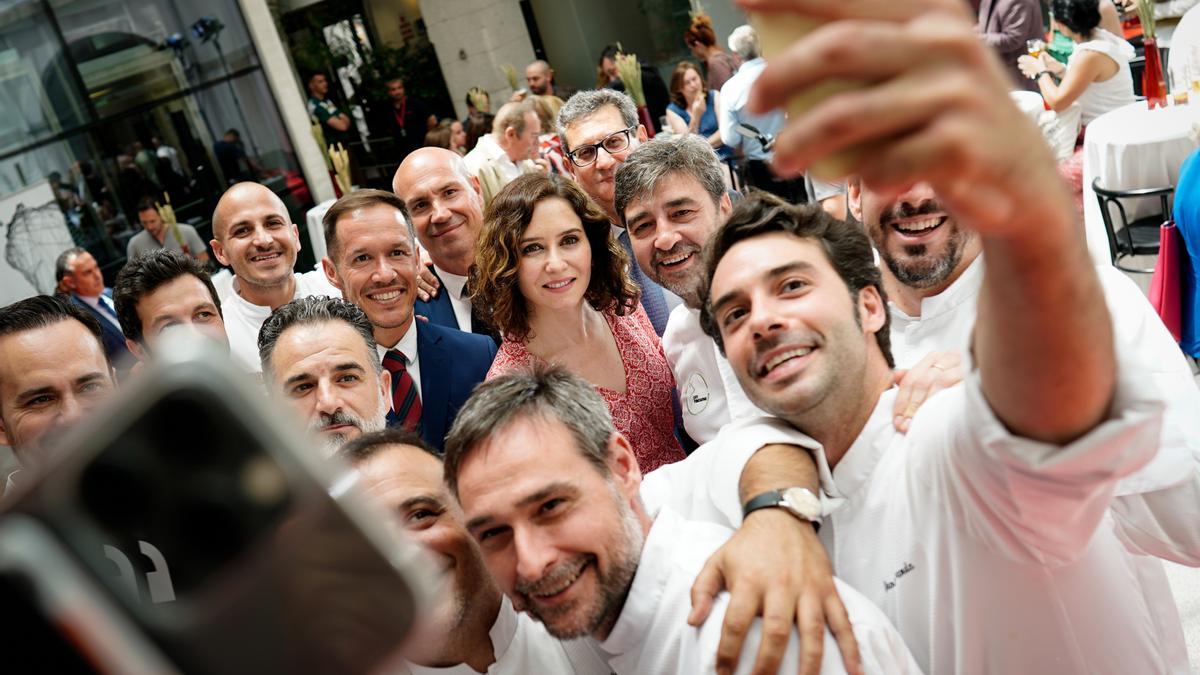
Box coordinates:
[662,305,762,443]
[401,595,608,675]
[657,346,1186,673]
[889,256,1200,563]
[220,270,341,374]
[594,508,922,675]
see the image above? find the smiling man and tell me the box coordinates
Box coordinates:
[339,428,609,674]
[320,189,495,451]
[113,250,229,363]
[258,296,389,455]
[443,366,920,675]
[210,182,339,374]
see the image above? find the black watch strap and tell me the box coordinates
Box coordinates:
[742,489,786,517]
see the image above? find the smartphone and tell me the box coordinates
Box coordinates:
[750,12,867,178]
[1,335,434,674]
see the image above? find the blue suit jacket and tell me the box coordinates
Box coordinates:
[413,267,460,331]
[413,320,497,451]
[69,289,130,365]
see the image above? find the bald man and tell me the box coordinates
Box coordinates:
[210,182,340,373]
[392,148,497,341]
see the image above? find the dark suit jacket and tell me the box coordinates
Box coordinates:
[414,267,460,331]
[978,0,1045,91]
[69,289,130,365]
[412,320,497,451]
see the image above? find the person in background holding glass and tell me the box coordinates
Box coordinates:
[666,62,732,164]
[471,173,684,473]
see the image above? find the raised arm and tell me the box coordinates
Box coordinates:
[741,0,1113,444]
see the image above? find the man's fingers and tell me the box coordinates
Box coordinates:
[749,594,797,675]
[735,0,970,23]
[824,593,863,675]
[715,590,761,675]
[689,559,725,626]
[795,592,825,675]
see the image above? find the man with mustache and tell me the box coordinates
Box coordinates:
[691,0,1187,670]
[339,428,610,674]
[210,182,339,374]
[258,295,389,455]
[320,189,496,451]
[443,367,921,675]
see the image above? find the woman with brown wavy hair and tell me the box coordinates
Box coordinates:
[471,173,684,472]
[684,13,741,91]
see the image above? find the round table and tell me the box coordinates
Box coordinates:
[1082,101,1200,266]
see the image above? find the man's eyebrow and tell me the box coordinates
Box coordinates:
[283,372,314,388]
[710,260,816,315]
[15,371,107,402]
[398,494,443,512]
[465,481,579,532]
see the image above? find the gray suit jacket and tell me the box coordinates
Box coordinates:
[978,0,1045,91]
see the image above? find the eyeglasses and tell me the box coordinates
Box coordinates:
[565,125,636,167]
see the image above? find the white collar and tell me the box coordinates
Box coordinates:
[377,318,419,357]
[434,265,469,300]
[405,596,519,675]
[809,388,899,515]
[597,509,675,659]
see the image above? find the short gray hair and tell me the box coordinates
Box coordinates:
[613,135,726,227]
[728,25,760,60]
[443,365,615,497]
[557,89,637,151]
[258,296,381,378]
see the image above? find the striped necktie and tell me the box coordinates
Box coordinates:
[617,229,670,336]
[382,349,422,433]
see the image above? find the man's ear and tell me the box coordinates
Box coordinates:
[718,192,733,221]
[468,174,483,198]
[378,368,392,413]
[635,124,649,143]
[847,179,864,223]
[60,275,78,294]
[858,285,887,337]
[322,257,343,292]
[126,338,147,362]
[211,238,230,267]
[606,431,643,498]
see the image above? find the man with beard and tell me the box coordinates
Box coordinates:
[258,296,389,455]
[210,182,339,374]
[339,428,610,674]
[320,189,496,451]
[0,295,116,495]
[443,367,921,675]
[849,181,1200,562]
[558,89,681,336]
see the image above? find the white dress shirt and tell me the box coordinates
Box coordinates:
[401,596,608,675]
[651,348,1187,673]
[463,134,519,182]
[595,508,921,675]
[219,270,341,374]
[662,305,762,443]
[375,319,422,400]
[889,257,1200,548]
[77,293,121,331]
[434,265,473,333]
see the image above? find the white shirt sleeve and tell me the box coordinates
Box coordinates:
[717,80,741,150]
[905,353,1166,567]
[640,416,817,528]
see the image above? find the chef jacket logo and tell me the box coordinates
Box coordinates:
[683,373,710,415]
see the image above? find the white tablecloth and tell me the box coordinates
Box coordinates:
[1081,101,1199,265]
[305,198,336,263]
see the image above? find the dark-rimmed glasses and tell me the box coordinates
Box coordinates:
[565,125,636,167]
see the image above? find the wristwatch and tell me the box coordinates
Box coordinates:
[742,487,822,530]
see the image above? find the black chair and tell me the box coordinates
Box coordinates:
[1092,178,1174,273]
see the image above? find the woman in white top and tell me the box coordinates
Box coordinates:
[1019,0,1136,126]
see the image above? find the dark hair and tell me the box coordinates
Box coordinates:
[223,129,240,139]
[113,250,222,345]
[0,295,107,363]
[54,246,88,284]
[669,61,705,108]
[136,196,159,215]
[598,44,622,66]
[424,120,454,150]
[1051,0,1102,37]
[684,13,718,48]
[464,113,494,153]
[258,296,380,377]
[322,188,412,261]
[699,191,894,368]
[444,364,615,498]
[471,173,639,343]
[339,428,439,465]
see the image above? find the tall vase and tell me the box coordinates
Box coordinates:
[637,105,657,138]
[1143,37,1168,109]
